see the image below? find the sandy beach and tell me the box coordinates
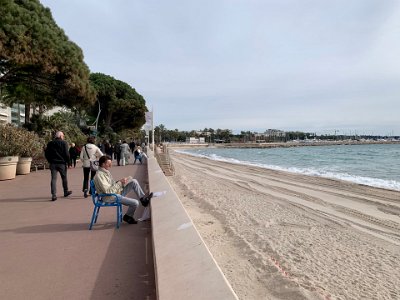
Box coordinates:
[167,151,400,300]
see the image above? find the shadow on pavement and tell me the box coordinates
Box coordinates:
[0,196,55,202]
[89,220,156,300]
[0,223,115,233]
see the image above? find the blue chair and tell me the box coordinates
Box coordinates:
[89,180,122,230]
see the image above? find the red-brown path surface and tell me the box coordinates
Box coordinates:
[0,159,156,300]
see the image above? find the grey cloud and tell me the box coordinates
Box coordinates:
[40,0,400,135]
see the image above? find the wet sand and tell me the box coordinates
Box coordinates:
[167,151,400,300]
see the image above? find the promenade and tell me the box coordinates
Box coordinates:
[0,159,156,300]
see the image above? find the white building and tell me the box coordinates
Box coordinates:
[186,137,198,143]
[0,103,25,126]
[0,102,69,127]
[185,137,206,144]
[0,103,10,124]
[264,129,285,137]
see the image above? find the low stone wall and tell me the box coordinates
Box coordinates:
[147,151,238,300]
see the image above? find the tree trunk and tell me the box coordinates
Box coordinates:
[105,112,113,129]
[24,103,31,124]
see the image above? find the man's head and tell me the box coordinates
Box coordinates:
[99,155,112,170]
[55,131,64,140]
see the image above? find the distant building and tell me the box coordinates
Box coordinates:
[10,103,25,126]
[194,131,210,143]
[0,102,67,127]
[0,103,9,124]
[0,102,25,126]
[185,137,206,144]
[186,137,198,143]
[264,129,285,137]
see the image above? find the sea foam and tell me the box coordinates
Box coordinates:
[175,149,400,191]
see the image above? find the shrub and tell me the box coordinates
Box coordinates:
[15,127,44,157]
[0,124,19,156]
[0,124,44,157]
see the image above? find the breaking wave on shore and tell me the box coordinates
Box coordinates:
[176,144,400,191]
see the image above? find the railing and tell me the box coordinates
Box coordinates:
[155,145,174,176]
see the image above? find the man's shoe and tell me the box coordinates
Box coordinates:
[140,192,153,207]
[51,196,57,201]
[123,214,138,224]
[83,189,88,198]
[64,191,72,197]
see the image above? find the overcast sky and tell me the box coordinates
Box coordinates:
[39,0,400,135]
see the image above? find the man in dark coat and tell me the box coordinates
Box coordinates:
[104,140,113,160]
[114,140,122,166]
[45,131,72,201]
[129,139,136,153]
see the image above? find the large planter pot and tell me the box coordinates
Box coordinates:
[16,157,33,175]
[0,156,19,180]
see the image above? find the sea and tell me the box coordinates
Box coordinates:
[177,143,400,191]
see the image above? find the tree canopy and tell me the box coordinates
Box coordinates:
[0,0,95,119]
[89,73,147,133]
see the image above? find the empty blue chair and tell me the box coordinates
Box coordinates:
[89,180,122,230]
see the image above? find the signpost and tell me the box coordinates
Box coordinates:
[144,110,154,151]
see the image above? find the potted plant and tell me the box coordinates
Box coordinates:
[0,124,20,180]
[15,128,44,175]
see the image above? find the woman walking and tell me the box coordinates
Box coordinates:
[80,136,103,198]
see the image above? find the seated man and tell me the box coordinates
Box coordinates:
[93,155,153,224]
[133,147,143,164]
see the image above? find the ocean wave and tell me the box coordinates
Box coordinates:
[176,149,400,191]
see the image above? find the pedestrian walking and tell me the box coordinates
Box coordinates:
[44,131,72,201]
[129,139,136,153]
[80,136,103,198]
[68,143,79,168]
[114,140,122,166]
[104,140,113,160]
[120,140,130,166]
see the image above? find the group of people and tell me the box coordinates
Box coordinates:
[53,138,149,170]
[44,131,151,224]
[66,139,148,169]
[114,140,148,166]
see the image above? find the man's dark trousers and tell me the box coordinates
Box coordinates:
[50,163,69,197]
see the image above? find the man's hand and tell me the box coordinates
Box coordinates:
[119,177,128,186]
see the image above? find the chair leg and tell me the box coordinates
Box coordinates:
[116,205,122,228]
[89,207,97,230]
[94,206,100,223]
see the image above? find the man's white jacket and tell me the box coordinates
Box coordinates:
[93,167,123,202]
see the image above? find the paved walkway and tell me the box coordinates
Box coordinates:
[0,159,156,300]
